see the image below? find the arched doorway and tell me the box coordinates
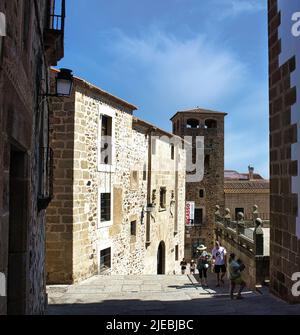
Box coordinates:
[157,241,165,275]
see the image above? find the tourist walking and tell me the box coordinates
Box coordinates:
[197,245,210,287]
[180,258,187,275]
[212,241,227,287]
[190,260,196,275]
[229,253,246,299]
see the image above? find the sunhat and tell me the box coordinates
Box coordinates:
[197,244,207,251]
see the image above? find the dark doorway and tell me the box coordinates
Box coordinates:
[7,147,29,314]
[157,241,165,275]
[235,208,245,220]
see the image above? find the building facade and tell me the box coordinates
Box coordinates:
[224,167,270,221]
[268,0,300,303]
[171,108,226,259]
[46,74,186,284]
[0,0,65,314]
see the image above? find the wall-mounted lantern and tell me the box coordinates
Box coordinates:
[43,68,73,97]
[55,68,73,97]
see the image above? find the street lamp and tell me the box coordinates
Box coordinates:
[55,68,73,97]
[42,68,74,97]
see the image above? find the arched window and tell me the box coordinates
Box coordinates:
[186,119,200,129]
[205,119,217,129]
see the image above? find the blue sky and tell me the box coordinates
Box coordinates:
[59,0,269,178]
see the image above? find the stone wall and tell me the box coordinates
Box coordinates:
[225,192,270,220]
[47,76,186,282]
[46,90,75,284]
[268,0,300,303]
[0,0,64,314]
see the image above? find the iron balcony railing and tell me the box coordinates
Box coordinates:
[49,0,65,31]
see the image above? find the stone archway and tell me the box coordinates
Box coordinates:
[157,241,166,275]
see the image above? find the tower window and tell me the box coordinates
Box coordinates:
[205,119,217,129]
[199,189,205,198]
[186,119,200,129]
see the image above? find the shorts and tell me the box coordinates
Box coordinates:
[214,265,226,274]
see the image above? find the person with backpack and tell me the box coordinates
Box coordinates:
[229,253,246,300]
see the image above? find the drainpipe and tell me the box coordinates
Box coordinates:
[146,128,154,246]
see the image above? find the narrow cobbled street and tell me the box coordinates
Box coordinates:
[47,273,300,315]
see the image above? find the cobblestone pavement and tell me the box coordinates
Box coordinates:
[47,273,300,315]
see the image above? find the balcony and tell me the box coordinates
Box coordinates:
[44,0,65,66]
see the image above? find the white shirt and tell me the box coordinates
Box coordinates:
[212,247,227,266]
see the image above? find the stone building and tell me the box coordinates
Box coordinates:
[268,0,300,303]
[46,73,186,284]
[171,108,227,259]
[0,1,65,314]
[224,167,270,220]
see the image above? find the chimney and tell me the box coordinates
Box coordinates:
[248,165,254,180]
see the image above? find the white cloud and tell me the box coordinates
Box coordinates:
[215,0,267,18]
[109,28,247,109]
[103,28,269,178]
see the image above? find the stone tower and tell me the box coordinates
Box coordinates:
[171,108,227,259]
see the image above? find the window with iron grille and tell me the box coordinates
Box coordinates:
[194,208,203,225]
[131,221,137,237]
[48,0,65,31]
[100,248,111,273]
[175,245,179,261]
[160,187,167,210]
[37,147,54,211]
[100,193,111,222]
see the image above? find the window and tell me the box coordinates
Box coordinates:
[131,221,137,237]
[175,245,179,261]
[101,115,112,165]
[199,189,205,198]
[194,208,203,225]
[143,163,147,181]
[160,187,167,210]
[152,137,156,155]
[186,119,200,129]
[100,193,111,222]
[204,155,210,170]
[171,144,175,160]
[205,119,217,129]
[100,248,111,273]
[130,171,139,189]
